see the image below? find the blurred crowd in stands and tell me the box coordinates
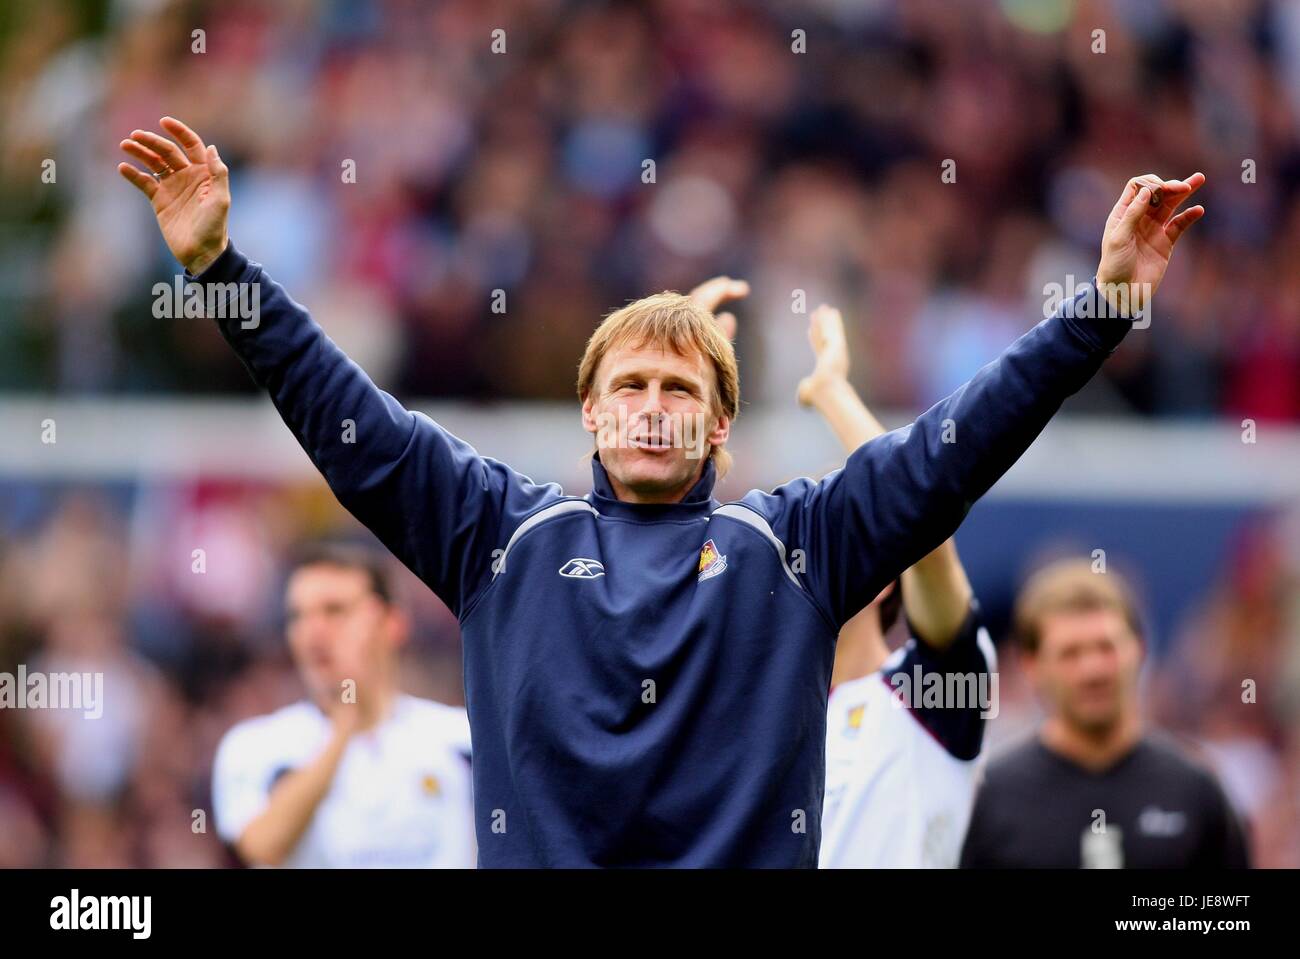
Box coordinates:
[2,0,1299,415]
[0,0,1297,867]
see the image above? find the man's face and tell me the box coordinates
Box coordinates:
[1027,607,1142,734]
[285,564,397,710]
[581,342,730,503]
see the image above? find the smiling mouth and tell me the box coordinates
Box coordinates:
[629,433,674,450]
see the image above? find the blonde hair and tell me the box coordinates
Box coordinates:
[576,292,740,476]
[1013,559,1143,653]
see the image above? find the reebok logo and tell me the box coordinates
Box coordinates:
[559,558,605,579]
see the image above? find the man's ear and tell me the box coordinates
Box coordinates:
[581,393,599,435]
[708,413,730,449]
[385,606,411,651]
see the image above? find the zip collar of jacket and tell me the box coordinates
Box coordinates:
[585,452,721,521]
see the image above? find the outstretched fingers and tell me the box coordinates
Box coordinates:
[1175,171,1206,198]
[1111,172,1205,228]
[1163,172,1205,218]
[160,116,209,164]
[128,130,189,172]
[1165,205,1205,246]
[120,138,169,174]
[1148,172,1204,226]
[117,161,158,199]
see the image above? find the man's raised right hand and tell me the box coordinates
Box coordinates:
[118,116,231,276]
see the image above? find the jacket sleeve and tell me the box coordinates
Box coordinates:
[188,242,556,618]
[750,278,1133,629]
[881,601,996,761]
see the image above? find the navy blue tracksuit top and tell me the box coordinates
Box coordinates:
[193,243,1133,867]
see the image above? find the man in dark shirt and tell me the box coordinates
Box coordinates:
[960,560,1249,868]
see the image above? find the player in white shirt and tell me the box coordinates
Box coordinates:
[666,277,997,868]
[212,545,476,868]
[821,606,996,867]
[795,303,997,868]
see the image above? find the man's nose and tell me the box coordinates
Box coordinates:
[641,383,665,414]
[299,615,333,644]
[1079,651,1114,681]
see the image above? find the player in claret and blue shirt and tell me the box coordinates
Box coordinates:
[120,117,1205,867]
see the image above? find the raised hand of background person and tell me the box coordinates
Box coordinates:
[796,304,851,408]
[687,275,750,341]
